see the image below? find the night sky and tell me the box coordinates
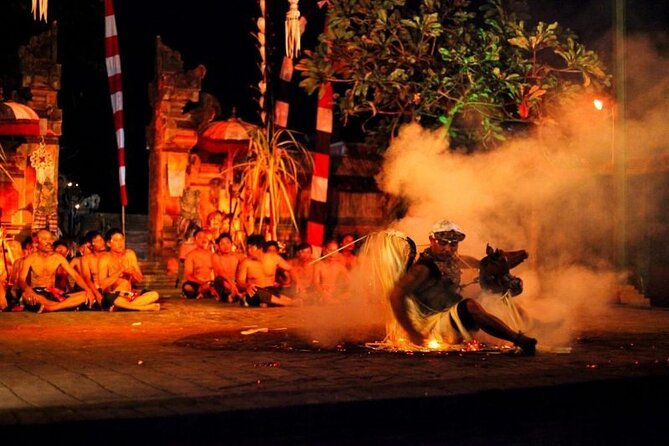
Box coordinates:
[1,1,667,214]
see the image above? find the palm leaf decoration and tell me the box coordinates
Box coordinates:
[229,122,312,241]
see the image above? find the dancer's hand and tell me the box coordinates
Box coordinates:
[247,284,258,296]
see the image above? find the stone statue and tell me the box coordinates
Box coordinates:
[176,186,201,241]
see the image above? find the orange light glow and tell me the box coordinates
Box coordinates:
[427,339,441,349]
[593,98,604,111]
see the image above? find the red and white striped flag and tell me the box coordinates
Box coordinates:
[273,4,331,249]
[104,0,127,206]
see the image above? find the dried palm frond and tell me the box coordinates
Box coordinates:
[227,122,312,240]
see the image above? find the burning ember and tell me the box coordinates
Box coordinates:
[365,337,513,354]
[427,339,441,349]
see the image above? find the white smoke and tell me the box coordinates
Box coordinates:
[299,33,668,350]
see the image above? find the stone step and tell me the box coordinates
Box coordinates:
[141,277,178,287]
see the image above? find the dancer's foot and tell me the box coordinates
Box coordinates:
[514,332,537,356]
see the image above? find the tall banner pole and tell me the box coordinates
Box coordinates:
[104,0,128,232]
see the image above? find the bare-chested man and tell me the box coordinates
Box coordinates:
[182,229,218,299]
[212,232,243,302]
[6,236,33,308]
[288,242,317,302]
[98,228,159,311]
[340,233,358,271]
[236,234,298,307]
[314,240,350,304]
[79,231,107,306]
[19,230,95,312]
[70,232,94,277]
[53,239,72,292]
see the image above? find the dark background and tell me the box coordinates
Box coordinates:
[1,0,667,214]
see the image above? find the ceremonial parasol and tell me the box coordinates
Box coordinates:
[0,101,41,136]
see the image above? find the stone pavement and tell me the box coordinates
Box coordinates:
[1,298,668,444]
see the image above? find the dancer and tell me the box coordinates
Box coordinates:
[365,221,537,354]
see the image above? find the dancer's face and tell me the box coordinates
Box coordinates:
[429,236,458,259]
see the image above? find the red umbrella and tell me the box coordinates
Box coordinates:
[197,116,256,154]
[0,101,41,136]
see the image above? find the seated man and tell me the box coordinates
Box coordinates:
[19,230,95,312]
[98,228,160,311]
[314,239,350,304]
[53,239,73,293]
[264,240,291,289]
[5,236,33,309]
[79,231,108,307]
[288,242,317,302]
[236,234,298,307]
[182,229,218,299]
[388,220,537,355]
[70,232,95,278]
[212,232,243,302]
[339,233,358,271]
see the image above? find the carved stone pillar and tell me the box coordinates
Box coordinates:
[147,37,205,257]
[17,22,62,232]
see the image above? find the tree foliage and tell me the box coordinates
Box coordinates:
[297,0,611,151]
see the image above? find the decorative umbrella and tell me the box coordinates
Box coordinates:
[197,115,256,154]
[0,101,41,136]
[197,115,257,190]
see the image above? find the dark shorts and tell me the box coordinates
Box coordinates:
[23,287,68,312]
[102,292,117,310]
[212,276,232,302]
[182,281,219,299]
[240,286,281,307]
[5,287,22,306]
[182,281,201,299]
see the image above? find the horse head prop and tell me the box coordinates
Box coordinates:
[479,244,528,296]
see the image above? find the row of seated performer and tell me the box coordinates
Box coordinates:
[0,227,360,312]
[0,228,159,313]
[178,230,359,307]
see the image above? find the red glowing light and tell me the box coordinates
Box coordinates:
[518,100,529,119]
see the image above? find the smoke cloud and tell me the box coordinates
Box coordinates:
[299,33,668,350]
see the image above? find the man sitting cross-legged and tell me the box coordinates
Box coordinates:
[19,230,96,312]
[182,228,218,299]
[288,242,317,303]
[98,228,160,311]
[212,232,244,302]
[78,231,108,308]
[236,234,298,307]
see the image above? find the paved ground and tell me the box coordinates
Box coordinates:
[1,298,668,444]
